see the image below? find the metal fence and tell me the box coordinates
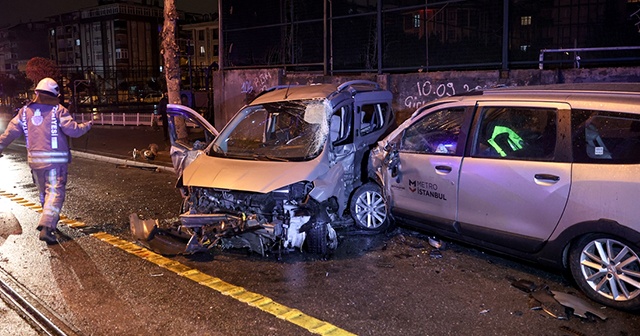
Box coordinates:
[73,112,156,127]
[220,0,640,73]
[73,112,198,128]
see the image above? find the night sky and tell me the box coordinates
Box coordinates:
[0,0,217,27]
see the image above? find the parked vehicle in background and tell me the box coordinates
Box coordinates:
[142,80,394,256]
[365,83,640,311]
[141,91,164,103]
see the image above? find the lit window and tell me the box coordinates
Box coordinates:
[521,16,532,26]
[414,14,421,28]
[76,39,80,46]
[520,45,530,51]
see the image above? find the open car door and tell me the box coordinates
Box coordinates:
[167,104,219,177]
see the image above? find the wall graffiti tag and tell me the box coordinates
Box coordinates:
[403,81,486,109]
[241,71,274,94]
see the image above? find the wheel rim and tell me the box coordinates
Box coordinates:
[579,238,640,302]
[354,189,387,229]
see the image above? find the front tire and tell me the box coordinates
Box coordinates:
[350,183,390,232]
[569,234,640,311]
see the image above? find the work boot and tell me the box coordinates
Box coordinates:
[39,228,58,245]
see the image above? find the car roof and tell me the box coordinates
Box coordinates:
[439,83,640,113]
[250,84,339,105]
[250,80,388,105]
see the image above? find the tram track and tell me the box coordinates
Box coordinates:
[0,266,81,336]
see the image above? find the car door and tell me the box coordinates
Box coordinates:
[457,101,571,253]
[384,104,471,232]
[166,104,219,177]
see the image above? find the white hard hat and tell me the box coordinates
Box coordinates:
[35,77,60,96]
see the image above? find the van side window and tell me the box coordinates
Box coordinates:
[474,107,557,160]
[400,108,465,155]
[331,105,352,145]
[360,103,389,135]
[572,109,640,164]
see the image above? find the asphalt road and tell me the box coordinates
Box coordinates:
[0,144,639,336]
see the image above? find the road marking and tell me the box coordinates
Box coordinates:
[0,190,356,336]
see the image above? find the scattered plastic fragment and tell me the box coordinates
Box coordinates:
[551,291,607,321]
[529,285,568,319]
[428,236,444,249]
[513,279,608,322]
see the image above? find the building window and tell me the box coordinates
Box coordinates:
[521,16,532,26]
[200,45,205,56]
[116,48,128,59]
[520,45,530,51]
[414,14,421,28]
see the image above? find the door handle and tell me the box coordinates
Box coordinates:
[534,174,560,182]
[435,165,452,173]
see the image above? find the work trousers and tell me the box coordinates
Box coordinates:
[31,165,68,230]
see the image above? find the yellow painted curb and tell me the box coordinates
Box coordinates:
[91,232,356,336]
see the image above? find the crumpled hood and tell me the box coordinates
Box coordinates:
[182,154,330,193]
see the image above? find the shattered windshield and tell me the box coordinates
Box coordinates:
[209,99,330,161]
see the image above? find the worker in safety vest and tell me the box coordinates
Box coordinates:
[0,78,92,244]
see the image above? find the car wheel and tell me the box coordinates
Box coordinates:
[569,234,640,311]
[350,183,390,232]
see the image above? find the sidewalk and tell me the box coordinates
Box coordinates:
[70,125,175,173]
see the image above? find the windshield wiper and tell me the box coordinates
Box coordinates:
[252,154,289,162]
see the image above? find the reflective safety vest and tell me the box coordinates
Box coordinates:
[487,125,524,157]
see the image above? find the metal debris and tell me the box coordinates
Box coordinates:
[529,285,568,319]
[551,291,608,321]
[132,143,159,161]
[512,278,608,322]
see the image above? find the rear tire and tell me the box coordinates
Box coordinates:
[569,234,640,311]
[350,183,390,232]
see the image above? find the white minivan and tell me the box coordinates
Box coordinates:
[368,83,640,311]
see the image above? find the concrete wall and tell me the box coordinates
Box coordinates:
[213,67,640,128]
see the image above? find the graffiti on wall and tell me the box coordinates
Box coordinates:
[240,71,274,94]
[402,81,487,109]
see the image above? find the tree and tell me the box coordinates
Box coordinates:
[162,0,187,141]
[25,57,60,84]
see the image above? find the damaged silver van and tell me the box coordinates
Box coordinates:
[136,81,394,256]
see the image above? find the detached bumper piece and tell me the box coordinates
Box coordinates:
[129,213,208,255]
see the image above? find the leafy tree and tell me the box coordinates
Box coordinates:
[25,57,60,84]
